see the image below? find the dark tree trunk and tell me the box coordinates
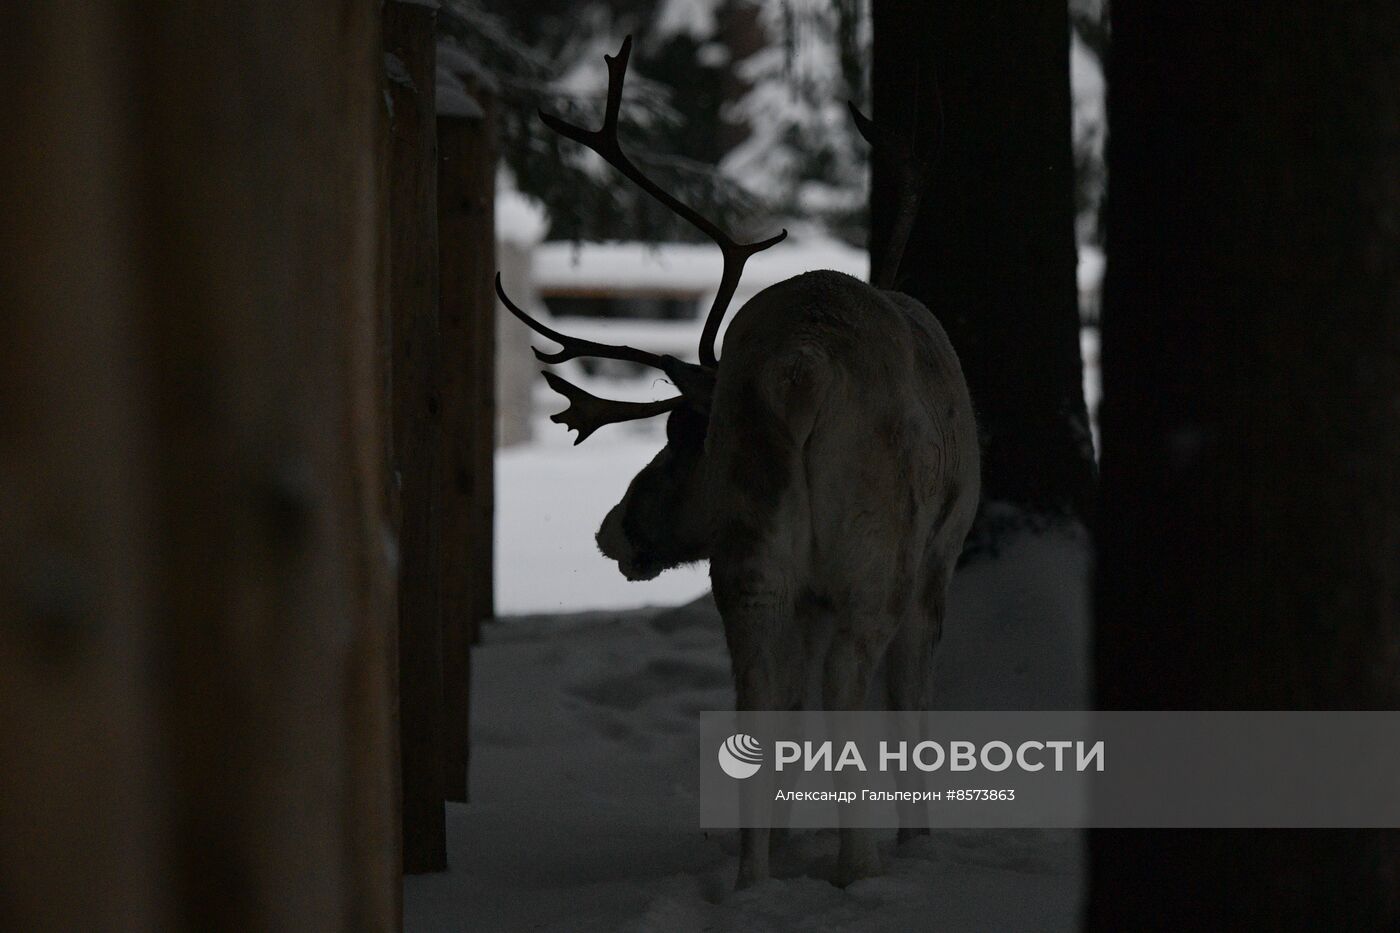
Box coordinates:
[385,0,447,875]
[871,0,1094,536]
[1092,2,1400,929]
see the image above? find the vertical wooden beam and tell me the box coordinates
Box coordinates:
[0,4,165,929]
[468,91,498,652]
[373,31,408,922]
[128,2,392,926]
[468,113,497,651]
[437,83,496,803]
[5,2,398,928]
[385,0,447,874]
[342,3,402,929]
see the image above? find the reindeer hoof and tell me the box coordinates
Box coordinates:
[833,862,883,888]
[833,852,883,888]
[735,865,767,891]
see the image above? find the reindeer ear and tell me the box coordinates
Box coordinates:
[665,404,708,445]
[660,356,716,414]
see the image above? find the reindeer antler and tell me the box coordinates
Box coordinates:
[495,274,689,441]
[850,65,942,291]
[538,35,786,369]
[494,35,786,443]
[496,273,673,370]
[541,371,683,445]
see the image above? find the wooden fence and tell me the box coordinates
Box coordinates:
[1,0,495,927]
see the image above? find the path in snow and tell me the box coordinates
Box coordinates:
[406,527,1089,932]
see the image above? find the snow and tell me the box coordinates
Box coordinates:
[436,67,484,120]
[717,1,871,225]
[495,186,549,247]
[533,236,868,301]
[1076,245,1104,298]
[384,52,413,90]
[408,525,1088,930]
[437,41,493,89]
[531,319,706,362]
[652,0,725,43]
[696,42,731,69]
[1071,30,1106,245]
[1070,33,1105,127]
[549,36,676,133]
[1081,327,1101,455]
[495,417,711,614]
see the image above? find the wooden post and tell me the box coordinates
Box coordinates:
[437,78,497,802]
[130,1,394,926]
[468,98,498,653]
[469,166,496,645]
[0,4,165,928]
[345,4,402,928]
[373,33,408,924]
[6,3,400,927]
[385,0,448,874]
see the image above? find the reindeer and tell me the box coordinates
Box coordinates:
[496,37,980,889]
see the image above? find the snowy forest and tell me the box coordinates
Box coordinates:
[3,1,1399,932]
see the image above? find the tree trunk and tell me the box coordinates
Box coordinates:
[870,0,1094,537]
[1092,2,1400,929]
[436,89,496,803]
[385,0,448,875]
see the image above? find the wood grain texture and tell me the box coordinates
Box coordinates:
[0,3,165,928]
[437,95,497,802]
[385,0,447,875]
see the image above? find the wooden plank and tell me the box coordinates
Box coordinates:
[436,88,497,802]
[5,2,403,926]
[468,91,498,648]
[0,4,165,928]
[384,0,447,874]
[129,2,392,926]
[342,2,402,928]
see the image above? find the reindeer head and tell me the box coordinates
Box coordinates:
[496,36,786,580]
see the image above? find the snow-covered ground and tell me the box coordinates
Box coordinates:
[409,520,1089,931]
[495,416,712,614]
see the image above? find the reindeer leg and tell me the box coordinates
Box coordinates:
[714,574,799,891]
[886,593,945,845]
[733,652,777,891]
[823,601,901,887]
